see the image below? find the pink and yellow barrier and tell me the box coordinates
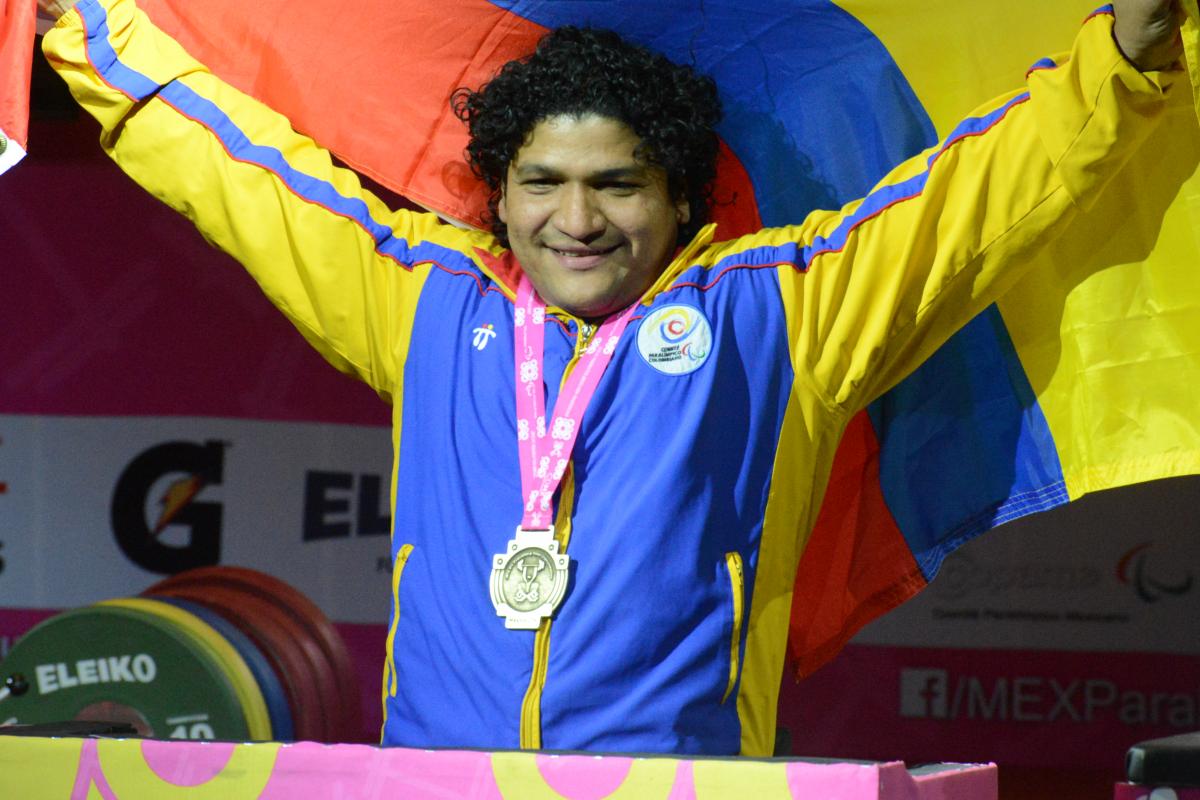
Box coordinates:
[0,736,997,799]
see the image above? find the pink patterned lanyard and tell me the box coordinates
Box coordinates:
[513,276,638,529]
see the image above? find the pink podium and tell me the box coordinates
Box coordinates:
[0,736,996,799]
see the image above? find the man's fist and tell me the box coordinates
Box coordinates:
[1113,0,1186,71]
[37,0,79,20]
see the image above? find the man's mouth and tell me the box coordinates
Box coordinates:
[548,244,619,270]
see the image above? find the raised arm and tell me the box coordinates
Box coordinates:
[39,0,501,400]
[740,3,1198,413]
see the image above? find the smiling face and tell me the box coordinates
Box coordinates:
[498,114,690,320]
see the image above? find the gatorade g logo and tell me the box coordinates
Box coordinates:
[111,441,224,574]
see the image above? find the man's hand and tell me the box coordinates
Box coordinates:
[37,0,80,20]
[1113,0,1186,71]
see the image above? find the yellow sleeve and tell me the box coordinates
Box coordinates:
[41,0,501,400]
[750,10,1196,413]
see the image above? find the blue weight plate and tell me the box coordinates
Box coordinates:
[153,596,295,741]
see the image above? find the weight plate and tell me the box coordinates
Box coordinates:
[151,596,295,741]
[148,567,361,741]
[205,567,362,741]
[99,599,272,741]
[143,583,333,742]
[0,605,247,741]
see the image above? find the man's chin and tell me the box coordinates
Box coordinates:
[555,299,613,320]
[533,279,620,320]
[528,267,652,319]
[548,294,625,321]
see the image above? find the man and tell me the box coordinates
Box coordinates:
[38,0,1192,754]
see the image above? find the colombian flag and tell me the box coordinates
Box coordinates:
[0,0,37,174]
[25,0,1200,676]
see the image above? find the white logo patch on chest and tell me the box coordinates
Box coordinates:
[636,304,713,375]
[471,323,497,351]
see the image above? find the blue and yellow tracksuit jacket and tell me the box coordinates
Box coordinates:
[45,0,1188,755]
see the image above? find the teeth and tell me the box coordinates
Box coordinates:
[553,248,604,257]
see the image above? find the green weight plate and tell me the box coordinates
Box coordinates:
[101,599,272,741]
[0,605,248,741]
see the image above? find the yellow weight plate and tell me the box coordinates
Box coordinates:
[100,598,272,740]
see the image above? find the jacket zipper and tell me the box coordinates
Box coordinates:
[382,543,414,739]
[722,551,745,704]
[518,319,592,749]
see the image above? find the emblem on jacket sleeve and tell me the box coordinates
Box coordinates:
[636,304,712,375]
[490,527,570,629]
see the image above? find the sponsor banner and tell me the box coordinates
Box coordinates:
[793,479,1200,770]
[855,476,1200,655]
[0,414,393,624]
[779,643,1200,772]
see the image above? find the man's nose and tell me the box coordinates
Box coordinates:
[553,185,605,242]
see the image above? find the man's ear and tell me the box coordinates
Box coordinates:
[498,187,508,224]
[675,197,690,226]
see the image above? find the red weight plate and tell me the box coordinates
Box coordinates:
[156,567,361,742]
[144,582,332,742]
[150,567,361,742]
[143,582,335,742]
[212,567,362,742]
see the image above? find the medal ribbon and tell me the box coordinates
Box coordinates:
[513,276,639,529]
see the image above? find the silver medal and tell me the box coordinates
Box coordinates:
[490,526,569,629]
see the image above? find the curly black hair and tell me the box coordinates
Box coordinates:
[452,27,722,246]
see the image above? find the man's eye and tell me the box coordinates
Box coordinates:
[602,182,640,193]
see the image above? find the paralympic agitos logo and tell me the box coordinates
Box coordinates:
[1116,542,1194,603]
[111,441,225,574]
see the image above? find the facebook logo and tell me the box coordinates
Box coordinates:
[900,668,948,719]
